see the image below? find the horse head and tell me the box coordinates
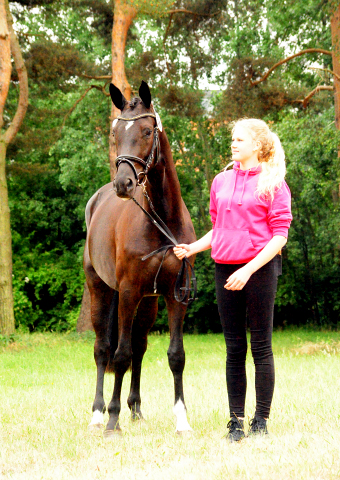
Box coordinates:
[110,81,160,200]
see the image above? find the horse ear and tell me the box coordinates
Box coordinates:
[109,83,127,111]
[139,81,152,109]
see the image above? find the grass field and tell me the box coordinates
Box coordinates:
[1,329,340,480]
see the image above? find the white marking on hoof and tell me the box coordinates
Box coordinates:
[125,121,134,130]
[88,410,104,428]
[173,400,193,432]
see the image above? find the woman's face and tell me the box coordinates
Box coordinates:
[231,125,259,164]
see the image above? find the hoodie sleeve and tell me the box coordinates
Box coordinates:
[267,181,293,238]
[209,176,217,228]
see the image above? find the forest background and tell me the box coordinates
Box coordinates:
[1,0,340,334]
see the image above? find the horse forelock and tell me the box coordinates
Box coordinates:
[129,97,142,110]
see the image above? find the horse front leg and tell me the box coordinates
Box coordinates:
[127,296,159,420]
[104,287,141,438]
[165,296,193,434]
[86,268,115,431]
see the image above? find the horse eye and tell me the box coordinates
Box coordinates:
[144,129,152,137]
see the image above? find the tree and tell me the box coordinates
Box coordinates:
[74,0,227,331]
[0,0,28,334]
[5,0,338,332]
[331,2,340,130]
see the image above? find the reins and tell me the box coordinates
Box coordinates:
[132,188,197,305]
[114,112,197,306]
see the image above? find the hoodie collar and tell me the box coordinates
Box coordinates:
[226,162,261,211]
[233,161,261,175]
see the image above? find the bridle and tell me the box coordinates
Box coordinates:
[112,112,197,306]
[114,113,160,185]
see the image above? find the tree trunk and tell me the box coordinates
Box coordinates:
[0,0,15,335]
[3,0,28,145]
[109,0,137,177]
[331,4,340,130]
[76,282,93,333]
[330,4,340,201]
[0,141,15,335]
[0,0,11,131]
[76,0,137,332]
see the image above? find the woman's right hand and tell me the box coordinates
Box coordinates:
[173,244,192,260]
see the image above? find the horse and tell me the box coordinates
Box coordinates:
[84,81,196,438]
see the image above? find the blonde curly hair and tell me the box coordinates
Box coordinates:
[231,118,286,201]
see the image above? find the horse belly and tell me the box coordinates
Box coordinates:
[87,199,120,290]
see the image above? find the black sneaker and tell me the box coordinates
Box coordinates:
[248,416,269,436]
[226,417,245,443]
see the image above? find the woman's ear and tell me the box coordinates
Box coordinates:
[253,140,261,152]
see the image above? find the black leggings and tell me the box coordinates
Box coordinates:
[215,257,280,419]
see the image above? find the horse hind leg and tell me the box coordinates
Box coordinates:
[87,270,116,431]
[165,296,193,434]
[127,296,159,421]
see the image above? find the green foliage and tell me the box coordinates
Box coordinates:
[0,333,16,346]
[13,248,85,331]
[5,0,339,333]
[274,107,340,326]
[125,0,176,16]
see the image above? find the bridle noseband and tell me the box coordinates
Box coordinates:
[114,113,160,185]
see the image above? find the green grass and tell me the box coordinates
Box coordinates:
[1,330,340,479]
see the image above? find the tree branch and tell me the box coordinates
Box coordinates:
[59,84,109,135]
[71,71,112,80]
[295,85,334,108]
[4,0,28,146]
[249,48,332,87]
[0,0,11,132]
[309,66,340,82]
[19,32,47,38]
[167,9,219,17]
[163,12,174,46]
[162,13,174,83]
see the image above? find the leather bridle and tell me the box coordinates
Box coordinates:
[114,113,160,185]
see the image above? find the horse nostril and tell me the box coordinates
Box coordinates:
[125,178,134,190]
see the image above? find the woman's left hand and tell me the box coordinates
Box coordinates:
[224,266,253,290]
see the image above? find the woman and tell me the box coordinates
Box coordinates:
[174,119,292,442]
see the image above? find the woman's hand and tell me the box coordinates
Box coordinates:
[224,265,253,290]
[173,244,193,260]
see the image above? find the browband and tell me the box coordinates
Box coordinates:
[117,113,157,121]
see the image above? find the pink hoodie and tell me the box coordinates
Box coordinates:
[209,162,292,264]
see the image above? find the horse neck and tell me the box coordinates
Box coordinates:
[145,129,183,223]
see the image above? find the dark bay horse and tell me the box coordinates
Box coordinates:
[84,81,196,437]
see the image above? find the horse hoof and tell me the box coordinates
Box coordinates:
[88,423,103,432]
[103,429,123,440]
[176,429,193,437]
[131,413,145,422]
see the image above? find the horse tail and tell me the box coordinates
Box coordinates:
[106,290,119,373]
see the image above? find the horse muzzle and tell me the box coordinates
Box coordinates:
[113,175,136,199]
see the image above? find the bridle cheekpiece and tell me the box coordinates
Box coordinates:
[114,113,160,186]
